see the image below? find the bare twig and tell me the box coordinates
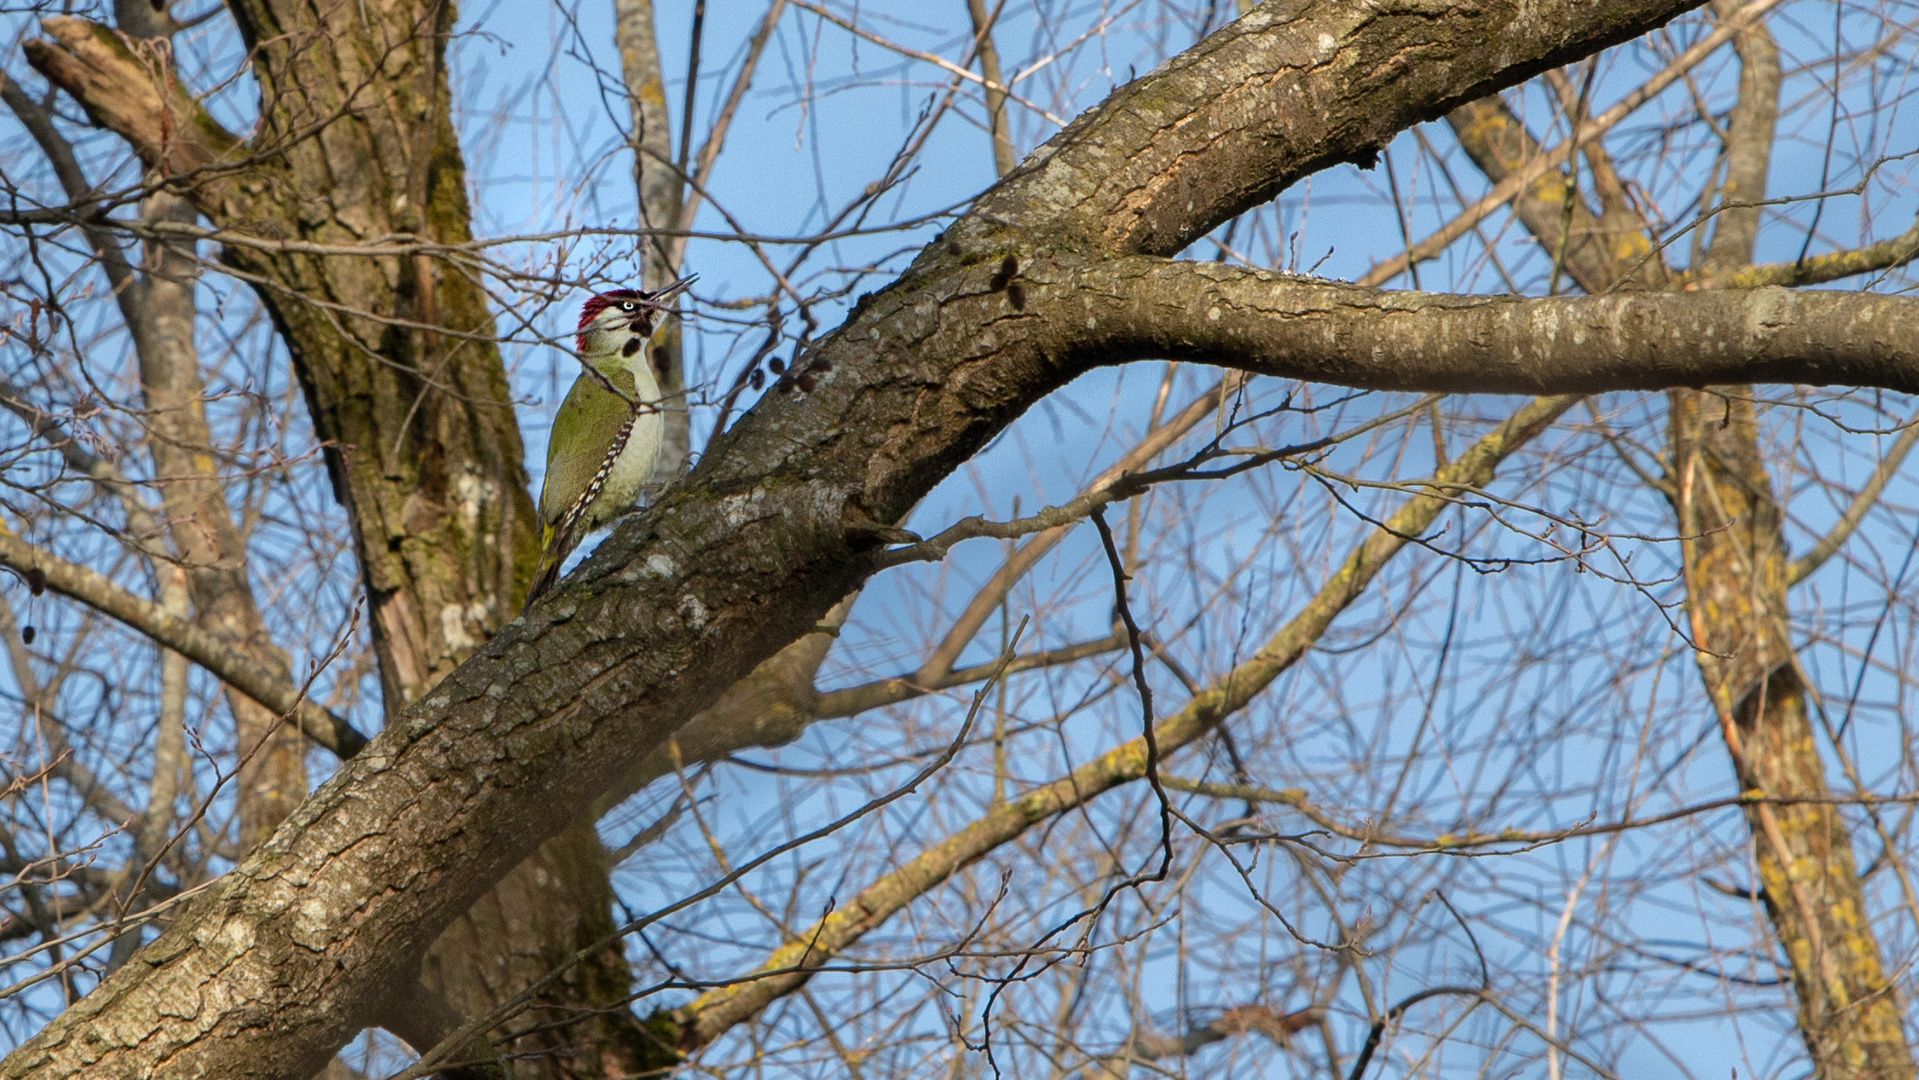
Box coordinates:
[0,531,369,757]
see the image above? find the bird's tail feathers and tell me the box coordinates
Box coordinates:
[524,519,579,610]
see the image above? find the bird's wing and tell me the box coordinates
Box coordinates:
[528,366,639,606]
[538,364,639,524]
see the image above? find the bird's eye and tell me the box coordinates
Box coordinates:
[620,301,637,312]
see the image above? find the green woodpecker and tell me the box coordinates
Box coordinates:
[527,276,695,605]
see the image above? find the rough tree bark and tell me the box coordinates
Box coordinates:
[16,1,1919,1077]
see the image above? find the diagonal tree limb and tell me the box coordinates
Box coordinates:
[1788,412,1919,584]
[21,20,240,186]
[1446,93,1666,292]
[376,980,506,1080]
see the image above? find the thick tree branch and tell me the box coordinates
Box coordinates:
[378,981,507,1080]
[22,19,240,183]
[1065,260,1919,394]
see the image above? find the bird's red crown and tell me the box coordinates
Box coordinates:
[576,289,648,354]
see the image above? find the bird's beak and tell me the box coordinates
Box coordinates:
[645,274,698,308]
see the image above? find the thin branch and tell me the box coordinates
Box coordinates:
[965,0,1016,178]
[0,593,141,828]
[1089,505,1171,883]
[910,374,1245,687]
[670,0,788,268]
[0,376,169,554]
[1346,987,1488,1080]
[0,69,134,290]
[787,0,1066,124]
[671,394,1577,1050]
[814,635,1124,719]
[1789,409,1919,583]
[1084,1002,1319,1077]
[0,531,369,757]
